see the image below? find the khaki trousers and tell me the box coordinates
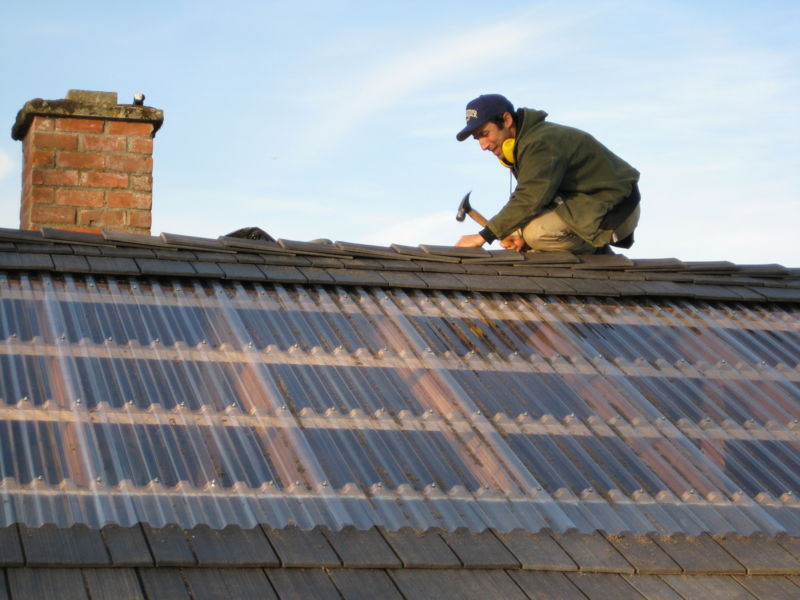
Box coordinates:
[520,203,640,254]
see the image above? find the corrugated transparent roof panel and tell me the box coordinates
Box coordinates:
[0,272,798,534]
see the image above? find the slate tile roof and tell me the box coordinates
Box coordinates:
[0,523,798,599]
[0,226,798,597]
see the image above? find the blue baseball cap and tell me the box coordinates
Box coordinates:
[456,94,515,141]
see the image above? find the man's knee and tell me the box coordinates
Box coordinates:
[521,209,595,254]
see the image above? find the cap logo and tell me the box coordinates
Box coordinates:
[466,109,478,122]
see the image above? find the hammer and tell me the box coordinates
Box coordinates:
[455,191,489,227]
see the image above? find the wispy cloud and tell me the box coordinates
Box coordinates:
[299,4,601,158]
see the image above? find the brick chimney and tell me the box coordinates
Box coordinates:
[12,90,163,235]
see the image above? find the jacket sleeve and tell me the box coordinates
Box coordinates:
[485,138,566,240]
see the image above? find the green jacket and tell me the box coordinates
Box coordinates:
[485,109,640,247]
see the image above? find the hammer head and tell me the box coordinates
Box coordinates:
[456,191,472,222]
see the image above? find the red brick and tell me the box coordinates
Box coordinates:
[107,121,153,136]
[57,151,105,170]
[32,116,55,132]
[31,205,76,224]
[32,132,78,150]
[32,168,80,186]
[57,118,104,133]
[30,187,55,204]
[79,208,126,227]
[81,134,126,153]
[106,154,152,174]
[29,149,55,167]
[128,137,153,154]
[107,191,151,209]
[56,189,104,207]
[128,209,152,229]
[79,171,129,189]
[129,174,153,192]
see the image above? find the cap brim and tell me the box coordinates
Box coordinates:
[456,120,484,142]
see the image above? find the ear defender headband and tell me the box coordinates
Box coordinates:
[498,138,516,168]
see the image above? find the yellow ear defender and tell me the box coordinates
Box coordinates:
[498,137,516,168]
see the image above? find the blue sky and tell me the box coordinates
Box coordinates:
[1,1,798,265]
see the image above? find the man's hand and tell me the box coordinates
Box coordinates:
[500,233,525,252]
[455,234,485,248]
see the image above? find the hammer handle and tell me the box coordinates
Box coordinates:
[468,209,489,228]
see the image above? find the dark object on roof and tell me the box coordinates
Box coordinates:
[225,226,276,242]
[0,226,798,598]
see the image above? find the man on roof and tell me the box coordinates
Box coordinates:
[455,94,640,254]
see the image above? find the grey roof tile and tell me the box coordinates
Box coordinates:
[13,252,56,271]
[101,525,153,566]
[15,242,66,254]
[328,569,405,600]
[493,530,577,571]
[628,279,693,297]
[52,254,91,273]
[454,273,544,293]
[390,569,529,600]
[682,261,739,273]
[142,524,196,567]
[218,262,267,280]
[86,256,140,275]
[415,260,467,273]
[507,571,583,599]
[419,244,491,258]
[0,526,24,566]
[264,526,340,568]
[566,572,650,600]
[574,254,635,269]
[745,286,800,302]
[378,270,429,288]
[553,531,633,574]
[380,527,461,568]
[192,251,238,263]
[660,574,758,599]
[606,532,681,574]
[218,235,292,252]
[716,535,800,575]
[232,252,264,264]
[188,525,279,567]
[265,568,341,600]
[325,267,388,286]
[82,568,145,600]
[304,256,347,268]
[0,227,45,242]
[138,568,192,600]
[733,574,800,600]
[259,264,309,284]
[322,526,401,568]
[184,568,277,600]
[335,241,410,260]
[520,251,581,265]
[70,245,103,256]
[19,524,109,567]
[415,272,468,289]
[628,258,686,271]
[7,567,87,600]
[390,244,462,262]
[258,254,311,267]
[653,534,745,574]
[135,258,197,276]
[188,261,226,277]
[97,245,156,258]
[530,276,580,294]
[374,259,422,271]
[103,231,167,247]
[621,574,686,600]
[153,249,197,261]
[278,238,353,257]
[160,232,230,251]
[440,529,519,568]
[41,227,109,246]
[297,266,336,284]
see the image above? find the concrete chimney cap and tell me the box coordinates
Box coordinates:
[11,89,164,141]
